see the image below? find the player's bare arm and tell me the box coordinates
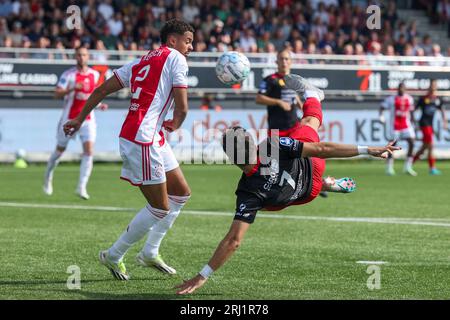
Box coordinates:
[255,93,291,111]
[301,141,400,159]
[175,220,250,295]
[54,85,77,99]
[63,76,122,136]
[163,87,188,132]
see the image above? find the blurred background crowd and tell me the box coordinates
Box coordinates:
[0,0,450,62]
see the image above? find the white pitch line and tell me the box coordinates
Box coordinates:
[1,201,450,228]
[356,261,388,265]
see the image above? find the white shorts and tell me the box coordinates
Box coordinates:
[390,127,415,141]
[119,138,179,186]
[56,118,96,148]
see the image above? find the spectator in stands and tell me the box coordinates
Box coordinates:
[31,36,50,59]
[395,34,408,55]
[383,1,398,28]
[0,0,445,64]
[91,39,108,62]
[0,34,12,57]
[0,0,13,17]
[53,39,68,60]
[437,0,450,25]
[429,44,446,66]
[97,0,114,21]
[414,47,428,66]
[240,28,257,53]
[183,0,199,23]
[107,12,124,37]
[422,34,434,55]
[0,17,8,43]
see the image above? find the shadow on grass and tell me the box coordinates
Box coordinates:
[1,287,222,300]
[0,277,162,287]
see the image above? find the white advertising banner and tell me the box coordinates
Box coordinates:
[0,109,449,161]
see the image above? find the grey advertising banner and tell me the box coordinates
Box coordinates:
[1,62,450,92]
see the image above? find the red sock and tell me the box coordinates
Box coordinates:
[413,154,420,163]
[428,156,436,169]
[302,98,323,125]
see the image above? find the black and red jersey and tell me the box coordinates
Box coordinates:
[258,73,299,130]
[234,137,313,224]
[416,95,444,127]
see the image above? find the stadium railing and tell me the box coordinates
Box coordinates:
[1,48,450,98]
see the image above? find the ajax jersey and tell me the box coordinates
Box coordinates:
[113,45,189,145]
[56,67,100,121]
[381,94,414,130]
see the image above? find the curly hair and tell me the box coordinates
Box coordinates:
[160,19,194,44]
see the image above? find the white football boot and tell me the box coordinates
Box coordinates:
[43,179,53,196]
[136,251,177,275]
[284,74,325,101]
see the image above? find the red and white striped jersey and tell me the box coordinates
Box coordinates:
[56,67,100,121]
[113,45,189,145]
[381,94,414,130]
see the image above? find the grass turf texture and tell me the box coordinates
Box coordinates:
[1,161,450,300]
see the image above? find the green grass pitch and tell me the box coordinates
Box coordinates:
[1,161,450,299]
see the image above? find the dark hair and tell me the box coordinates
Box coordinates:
[74,45,88,52]
[222,126,255,165]
[276,48,291,59]
[160,19,194,43]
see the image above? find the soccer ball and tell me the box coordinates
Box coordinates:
[215,52,251,86]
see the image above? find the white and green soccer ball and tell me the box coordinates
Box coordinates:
[215,51,251,86]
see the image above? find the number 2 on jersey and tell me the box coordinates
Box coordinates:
[131,65,150,100]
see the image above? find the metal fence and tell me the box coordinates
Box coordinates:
[1,48,450,98]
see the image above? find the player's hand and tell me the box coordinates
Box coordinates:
[63,119,82,136]
[277,100,292,111]
[99,103,108,111]
[174,274,207,295]
[75,82,83,90]
[368,141,401,159]
[163,120,177,132]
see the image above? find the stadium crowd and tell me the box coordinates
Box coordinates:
[0,0,450,63]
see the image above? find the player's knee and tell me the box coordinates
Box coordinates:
[227,236,242,250]
[56,146,66,153]
[302,98,323,125]
[179,185,191,197]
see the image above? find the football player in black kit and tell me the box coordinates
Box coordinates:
[256,48,329,197]
[413,79,448,175]
[175,75,400,295]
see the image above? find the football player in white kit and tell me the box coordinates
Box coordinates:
[64,19,194,279]
[43,46,108,199]
[379,82,417,176]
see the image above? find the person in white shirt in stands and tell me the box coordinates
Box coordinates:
[43,46,108,200]
[64,19,194,280]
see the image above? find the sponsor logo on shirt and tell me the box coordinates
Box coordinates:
[130,102,140,111]
[263,159,279,191]
[280,137,293,146]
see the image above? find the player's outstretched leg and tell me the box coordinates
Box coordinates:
[284,74,324,101]
[77,141,94,200]
[322,176,356,193]
[386,153,395,176]
[43,147,64,195]
[403,138,417,176]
